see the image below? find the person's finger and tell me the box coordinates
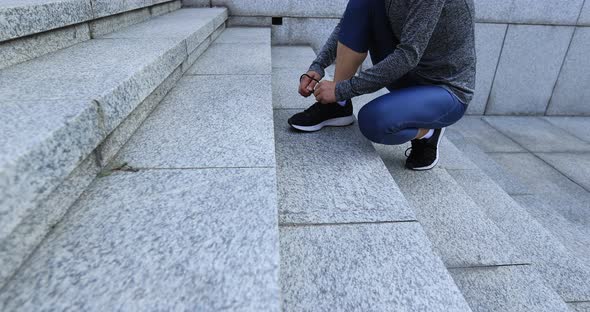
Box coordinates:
[314,82,321,97]
[299,76,312,96]
[307,79,319,93]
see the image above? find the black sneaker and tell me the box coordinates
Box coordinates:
[405,128,446,171]
[288,100,355,132]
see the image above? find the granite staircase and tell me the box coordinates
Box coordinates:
[1,0,590,310]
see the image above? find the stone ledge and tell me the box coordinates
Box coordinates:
[0,8,227,288]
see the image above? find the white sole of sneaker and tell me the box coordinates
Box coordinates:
[290,115,355,132]
[411,127,446,171]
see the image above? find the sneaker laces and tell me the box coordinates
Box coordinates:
[303,102,323,116]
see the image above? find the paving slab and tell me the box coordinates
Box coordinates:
[102,8,227,52]
[273,110,412,224]
[449,265,570,312]
[272,46,317,70]
[91,0,171,18]
[569,302,590,312]
[280,222,471,311]
[0,0,93,42]
[0,23,90,70]
[451,116,524,153]
[89,7,151,37]
[487,25,573,115]
[513,194,590,268]
[272,67,317,109]
[484,117,590,152]
[0,169,281,311]
[0,152,100,289]
[537,152,590,192]
[375,144,523,267]
[115,75,275,168]
[0,37,185,133]
[548,28,590,115]
[469,23,507,115]
[445,130,531,195]
[580,0,590,25]
[0,99,102,243]
[274,110,382,167]
[448,168,590,301]
[215,27,271,43]
[187,42,271,75]
[508,0,585,25]
[543,117,590,143]
[272,17,341,54]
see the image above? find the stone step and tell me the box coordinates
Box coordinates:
[0,0,177,43]
[273,46,472,310]
[0,27,281,311]
[0,7,227,288]
[442,117,590,303]
[374,137,569,310]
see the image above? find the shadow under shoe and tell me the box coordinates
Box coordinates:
[288,100,355,132]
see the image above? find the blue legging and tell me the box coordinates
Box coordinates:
[339,0,467,145]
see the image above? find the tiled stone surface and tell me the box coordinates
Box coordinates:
[537,152,590,191]
[89,7,151,37]
[276,163,414,224]
[0,99,102,242]
[484,117,590,152]
[445,130,531,195]
[181,37,211,73]
[449,266,571,312]
[436,138,479,170]
[468,23,506,115]
[150,0,182,16]
[98,66,183,166]
[487,25,573,115]
[0,38,185,133]
[274,110,382,167]
[513,194,590,269]
[102,8,226,53]
[0,23,90,70]
[0,0,93,42]
[211,0,347,18]
[569,302,590,312]
[182,0,211,7]
[451,116,524,152]
[580,1,590,25]
[273,110,413,224]
[0,169,281,311]
[376,144,523,267]
[187,42,271,75]
[472,0,514,23]
[228,16,272,27]
[543,117,590,143]
[280,222,471,311]
[272,67,317,109]
[547,28,590,115]
[448,168,590,301]
[0,152,100,289]
[91,0,172,19]
[509,0,585,25]
[272,17,340,54]
[272,46,317,70]
[215,27,271,43]
[115,75,275,168]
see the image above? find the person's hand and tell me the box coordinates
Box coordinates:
[314,80,337,104]
[299,71,321,97]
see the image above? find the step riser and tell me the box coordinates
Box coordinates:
[0,1,182,70]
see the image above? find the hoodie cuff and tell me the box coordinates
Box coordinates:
[308,62,326,78]
[335,79,359,102]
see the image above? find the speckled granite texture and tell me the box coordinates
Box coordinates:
[449,265,571,312]
[0,0,93,42]
[0,169,281,311]
[280,222,471,311]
